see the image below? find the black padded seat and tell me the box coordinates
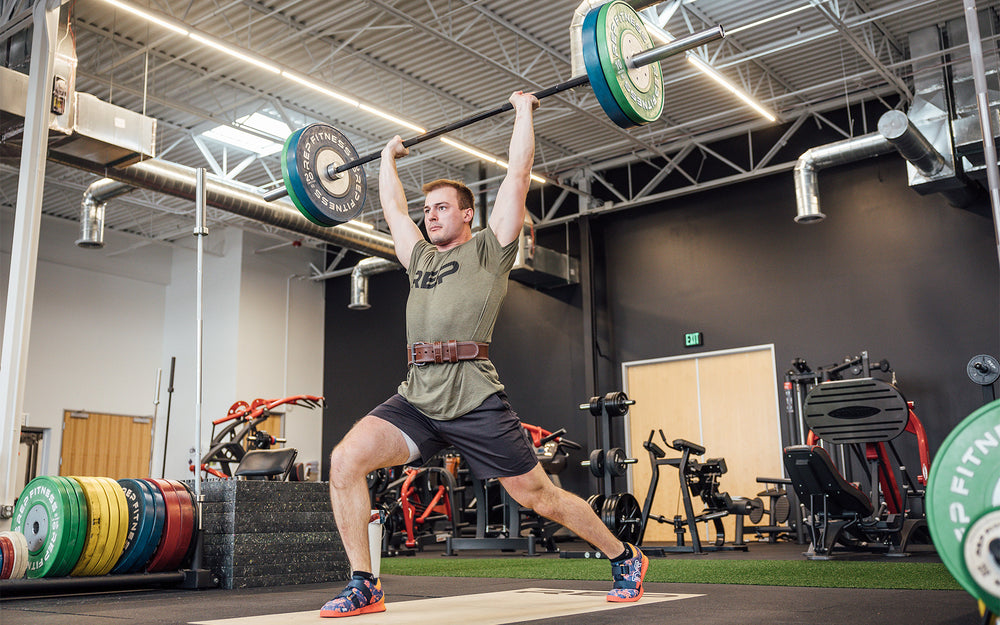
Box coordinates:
[234,448,299,481]
[783,445,874,518]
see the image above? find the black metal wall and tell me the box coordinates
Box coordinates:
[322,153,999,498]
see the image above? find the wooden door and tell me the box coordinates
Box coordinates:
[60,411,153,479]
[624,345,783,544]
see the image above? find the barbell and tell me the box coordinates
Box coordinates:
[262,0,725,225]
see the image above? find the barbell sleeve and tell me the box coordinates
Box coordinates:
[627,25,725,70]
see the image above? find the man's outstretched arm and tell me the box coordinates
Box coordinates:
[379,135,424,269]
[489,91,539,247]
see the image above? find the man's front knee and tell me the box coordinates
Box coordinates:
[328,444,364,489]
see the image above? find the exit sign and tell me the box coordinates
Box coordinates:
[684,332,703,347]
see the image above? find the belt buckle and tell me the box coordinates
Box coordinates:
[411,342,428,367]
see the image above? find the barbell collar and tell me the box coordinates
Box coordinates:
[627,25,725,70]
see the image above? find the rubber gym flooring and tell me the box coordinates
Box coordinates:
[2,542,981,625]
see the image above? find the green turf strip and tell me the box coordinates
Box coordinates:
[380,558,961,591]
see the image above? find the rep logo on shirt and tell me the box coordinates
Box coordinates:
[412,261,459,289]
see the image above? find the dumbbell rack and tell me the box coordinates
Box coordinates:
[582,391,635,498]
[560,392,641,559]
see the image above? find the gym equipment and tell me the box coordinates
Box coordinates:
[263,5,725,223]
[580,447,638,478]
[927,399,1000,617]
[11,476,85,577]
[745,476,794,542]
[636,431,756,555]
[198,395,323,479]
[446,425,582,556]
[968,353,999,404]
[0,530,29,579]
[784,377,930,559]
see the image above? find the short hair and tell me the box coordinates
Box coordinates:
[422,179,475,213]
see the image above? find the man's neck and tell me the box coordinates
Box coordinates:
[433,229,474,252]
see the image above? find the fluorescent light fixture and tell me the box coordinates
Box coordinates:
[201,113,290,156]
[359,105,426,134]
[687,55,777,122]
[441,138,548,185]
[728,5,812,35]
[97,0,548,181]
[99,0,190,36]
[188,33,280,74]
[282,72,360,108]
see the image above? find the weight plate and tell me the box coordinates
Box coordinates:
[602,492,642,544]
[748,497,765,524]
[282,123,367,225]
[11,476,75,578]
[968,355,1000,386]
[1,531,29,579]
[587,494,606,516]
[50,477,84,577]
[164,479,196,570]
[0,535,13,579]
[588,449,605,478]
[145,479,183,572]
[131,480,167,573]
[773,494,790,524]
[112,479,155,574]
[60,476,89,577]
[927,400,1000,606]
[45,477,76,577]
[279,127,326,226]
[69,476,111,577]
[91,478,128,576]
[582,7,635,129]
[964,509,1000,614]
[13,529,30,579]
[595,1,663,127]
[607,447,629,477]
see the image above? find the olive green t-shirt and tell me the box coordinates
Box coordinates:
[398,227,520,420]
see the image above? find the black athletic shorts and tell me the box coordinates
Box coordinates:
[369,391,539,479]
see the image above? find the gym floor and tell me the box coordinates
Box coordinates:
[2,542,980,625]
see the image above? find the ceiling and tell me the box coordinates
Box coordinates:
[0,0,984,273]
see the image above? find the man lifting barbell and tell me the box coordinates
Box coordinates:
[321,91,647,618]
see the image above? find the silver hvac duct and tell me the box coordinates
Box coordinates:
[793,133,894,223]
[76,178,133,248]
[877,110,948,177]
[349,257,401,310]
[41,152,397,260]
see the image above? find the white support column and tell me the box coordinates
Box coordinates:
[0,0,61,525]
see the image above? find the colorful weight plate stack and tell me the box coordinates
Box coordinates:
[0,530,30,579]
[10,475,198,578]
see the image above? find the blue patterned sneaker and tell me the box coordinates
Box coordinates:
[607,543,648,602]
[320,577,386,618]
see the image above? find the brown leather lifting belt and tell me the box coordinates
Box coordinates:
[407,341,490,365]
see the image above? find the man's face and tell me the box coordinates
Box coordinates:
[423,187,472,246]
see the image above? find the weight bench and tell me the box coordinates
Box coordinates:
[783,377,930,559]
[234,447,299,481]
